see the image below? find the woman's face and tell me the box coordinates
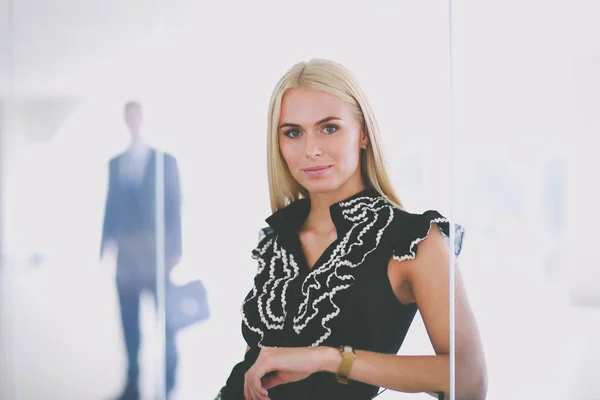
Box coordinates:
[278,88,367,196]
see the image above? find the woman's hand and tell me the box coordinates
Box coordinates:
[243,346,336,400]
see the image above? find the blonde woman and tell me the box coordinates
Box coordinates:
[216,59,487,400]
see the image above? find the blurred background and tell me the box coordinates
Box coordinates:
[0,0,599,399]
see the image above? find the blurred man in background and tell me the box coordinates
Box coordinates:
[101,101,182,400]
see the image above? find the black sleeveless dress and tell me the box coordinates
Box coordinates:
[215,188,464,400]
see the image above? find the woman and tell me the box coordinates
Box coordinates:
[215,59,487,400]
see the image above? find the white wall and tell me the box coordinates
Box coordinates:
[451,1,600,398]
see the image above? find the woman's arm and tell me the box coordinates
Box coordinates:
[318,223,487,399]
[319,347,448,394]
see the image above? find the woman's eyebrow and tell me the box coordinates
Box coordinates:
[279,116,343,130]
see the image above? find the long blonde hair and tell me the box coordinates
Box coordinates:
[267,58,404,213]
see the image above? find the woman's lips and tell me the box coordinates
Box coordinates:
[302,165,332,177]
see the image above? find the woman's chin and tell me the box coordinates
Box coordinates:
[301,180,342,195]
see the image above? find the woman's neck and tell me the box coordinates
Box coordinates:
[303,180,367,233]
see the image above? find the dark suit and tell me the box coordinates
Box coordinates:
[101,147,182,395]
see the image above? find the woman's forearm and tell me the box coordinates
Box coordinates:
[319,347,486,399]
[319,347,449,395]
[318,347,486,400]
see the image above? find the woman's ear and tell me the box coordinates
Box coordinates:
[361,131,370,149]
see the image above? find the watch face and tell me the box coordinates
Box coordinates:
[343,345,352,353]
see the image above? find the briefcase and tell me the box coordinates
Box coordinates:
[166,279,210,332]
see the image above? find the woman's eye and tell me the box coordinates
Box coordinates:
[284,130,302,138]
[323,125,339,134]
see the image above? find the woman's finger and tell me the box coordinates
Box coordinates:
[249,363,269,400]
[244,372,252,400]
[261,372,282,390]
[245,370,261,400]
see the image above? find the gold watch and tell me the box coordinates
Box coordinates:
[336,345,356,384]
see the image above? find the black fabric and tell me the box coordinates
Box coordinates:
[219,188,464,400]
